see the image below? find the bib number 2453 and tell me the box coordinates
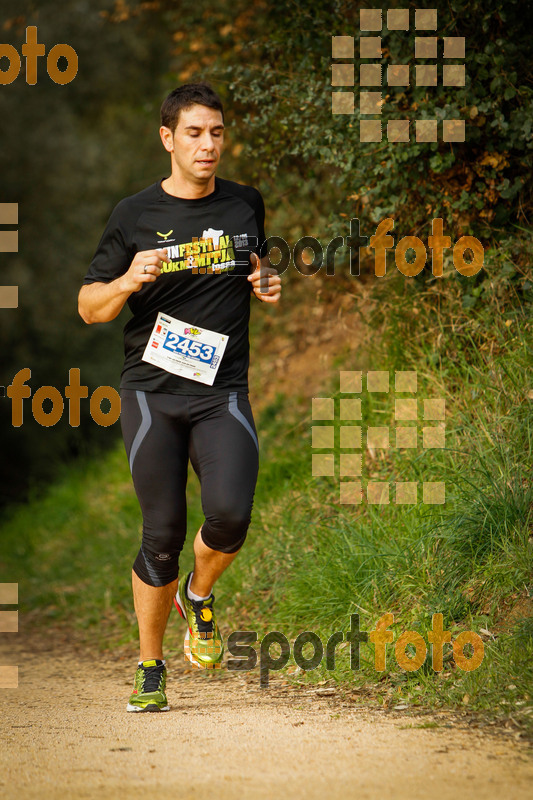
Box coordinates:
[162,332,215,364]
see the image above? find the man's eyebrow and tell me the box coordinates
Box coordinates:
[184,124,225,131]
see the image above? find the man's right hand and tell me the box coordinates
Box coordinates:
[78,248,169,324]
[120,248,169,293]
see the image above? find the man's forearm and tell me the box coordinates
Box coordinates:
[79,248,167,324]
[78,277,132,324]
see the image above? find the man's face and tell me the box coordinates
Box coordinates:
[161,104,224,183]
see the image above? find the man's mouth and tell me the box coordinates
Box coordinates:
[196,159,215,165]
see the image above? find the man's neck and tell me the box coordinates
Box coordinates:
[161,174,216,200]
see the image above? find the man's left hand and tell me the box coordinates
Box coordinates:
[247,253,281,303]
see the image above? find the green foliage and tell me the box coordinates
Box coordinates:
[215,0,532,238]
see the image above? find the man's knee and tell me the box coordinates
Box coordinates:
[201,506,251,553]
[132,524,183,586]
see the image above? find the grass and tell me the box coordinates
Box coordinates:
[0,231,531,733]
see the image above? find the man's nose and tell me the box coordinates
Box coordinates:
[201,134,216,150]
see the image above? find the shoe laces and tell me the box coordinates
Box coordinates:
[190,595,215,637]
[139,662,165,693]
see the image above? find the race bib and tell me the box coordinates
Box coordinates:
[142,311,229,385]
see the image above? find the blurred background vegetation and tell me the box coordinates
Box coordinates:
[0,0,531,730]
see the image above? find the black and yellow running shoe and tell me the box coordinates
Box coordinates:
[174,572,224,669]
[126,659,170,712]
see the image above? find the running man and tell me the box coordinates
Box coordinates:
[78,83,281,712]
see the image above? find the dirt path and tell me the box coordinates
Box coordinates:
[1,623,531,800]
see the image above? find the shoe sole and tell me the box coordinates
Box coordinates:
[126,702,170,712]
[174,592,222,671]
[174,592,186,620]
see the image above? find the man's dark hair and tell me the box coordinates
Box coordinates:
[160,83,225,133]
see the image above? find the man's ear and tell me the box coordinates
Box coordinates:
[159,126,174,153]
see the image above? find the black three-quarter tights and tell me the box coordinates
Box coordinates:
[120,389,260,587]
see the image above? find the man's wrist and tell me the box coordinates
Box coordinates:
[116,273,132,296]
